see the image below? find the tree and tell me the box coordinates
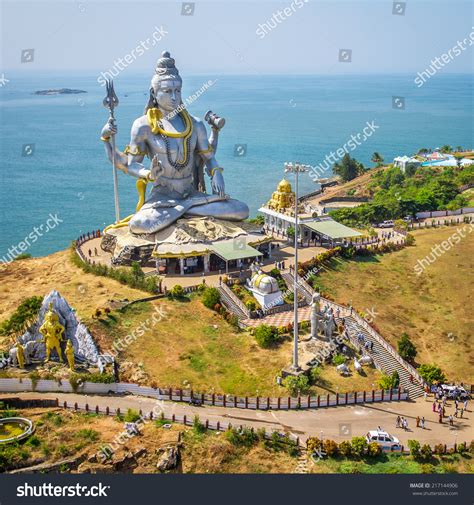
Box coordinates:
[309,366,322,385]
[201,287,220,309]
[333,154,365,182]
[254,324,279,348]
[350,436,368,457]
[418,364,446,385]
[371,152,384,167]
[378,372,399,390]
[283,374,310,396]
[408,439,421,458]
[440,145,452,154]
[286,226,295,240]
[398,333,417,362]
[130,261,145,281]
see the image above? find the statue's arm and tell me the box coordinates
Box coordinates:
[195,120,221,176]
[102,118,151,180]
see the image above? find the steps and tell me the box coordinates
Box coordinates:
[339,315,424,398]
[216,285,249,320]
[293,450,310,474]
[287,272,425,399]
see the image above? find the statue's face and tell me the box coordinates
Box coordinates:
[154,79,182,112]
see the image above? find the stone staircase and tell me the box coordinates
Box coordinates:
[293,450,310,474]
[284,271,425,399]
[216,284,250,321]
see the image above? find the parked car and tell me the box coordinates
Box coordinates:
[440,385,471,400]
[366,430,401,450]
[377,220,394,228]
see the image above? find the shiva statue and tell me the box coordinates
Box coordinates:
[39,303,65,362]
[100,51,249,235]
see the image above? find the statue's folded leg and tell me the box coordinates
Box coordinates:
[185,198,249,221]
[129,204,188,235]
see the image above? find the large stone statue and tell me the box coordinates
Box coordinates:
[100,51,249,236]
[39,303,65,362]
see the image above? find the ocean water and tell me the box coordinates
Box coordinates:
[0,73,472,258]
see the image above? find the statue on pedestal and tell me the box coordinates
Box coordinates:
[65,340,75,370]
[100,51,249,236]
[16,344,25,369]
[39,303,65,362]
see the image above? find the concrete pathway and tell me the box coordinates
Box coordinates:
[3,392,472,447]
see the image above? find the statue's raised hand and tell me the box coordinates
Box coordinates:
[211,170,225,197]
[101,119,117,140]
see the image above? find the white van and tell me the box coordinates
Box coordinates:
[366,430,401,450]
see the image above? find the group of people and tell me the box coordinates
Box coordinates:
[431,396,468,425]
[274,260,286,270]
[396,415,411,430]
[87,247,99,258]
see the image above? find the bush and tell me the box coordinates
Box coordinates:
[378,372,399,390]
[338,440,352,457]
[323,439,339,457]
[76,429,99,441]
[202,287,220,309]
[398,333,417,362]
[0,296,44,337]
[408,439,421,458]
[405,233,416,246]
[283,375,310,396]
[332,354,346,366]
[434,443,445,455]
[254,324,279,348]
[124,409,141,423]
[245,299,257,311]
[307,437,322,454]
[309,366,322,385]
[169,284,185,299]
[225,427,258,447]
[350,436,367,457]
[192,415,206,434]
[367,441,381,457]
[418,364,446,385]
[457,442,467,454]
[420,444,433,461]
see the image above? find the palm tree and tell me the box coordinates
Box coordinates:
[440,145,452,154]
[371,152,384,167]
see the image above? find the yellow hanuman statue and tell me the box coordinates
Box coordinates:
[16,343,25,369]
[39,303,65,362]
[65,340,75,370]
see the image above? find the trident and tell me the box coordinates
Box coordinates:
[103,79,120,223]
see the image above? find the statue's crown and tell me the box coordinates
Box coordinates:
[154,51,181,82]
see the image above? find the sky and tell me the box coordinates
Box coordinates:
[1,0,473,75]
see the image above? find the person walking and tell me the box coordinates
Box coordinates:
[448,415,454,426]
[432,401,436,412]
[424,391,428,401]
[438,411,443,424]
[460,408,464,418]
[94,247,98,256]
[463,399,468,411]
[416,416,420,428]
[396,415,401,428]
[421,416,425,429]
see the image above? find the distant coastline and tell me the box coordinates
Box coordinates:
[33,88,87,95]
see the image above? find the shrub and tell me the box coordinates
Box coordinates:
[323,439,339,457]
[124,409,141,423]
[351,436,367,457]
[332,354,346,366]
[309,366,322,385]
[245,299,257,311]
[405,233,416,246]
[457,442,467,454]
[338,440,352,457]
[192,415,206,434]
[398,333,417,362]
[421,463,435,474]
[367,441,381,457]
[420,444,433,461]
[283,375,310,396]
[0,296,43,337]
[434,443,445,455]
[202,287,220,309]
[378,372,399,390]
[408,439,421,458]
[169,284,185,299]
[76,429,99,441]
[418,364,446,385]
[225,427,258,447]
[254,324,279,348]
[307,437,322,454]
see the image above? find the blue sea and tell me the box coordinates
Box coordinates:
[0,73,472,258]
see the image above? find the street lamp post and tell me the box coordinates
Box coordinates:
[284,161,309,372]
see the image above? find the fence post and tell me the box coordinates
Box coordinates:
[390,389,393,401]
[398,388,401,400]
[63,401,67,409]
[345,392,348,404]
[245,396,248,408]
[223,394,226,407]
[169,388,172,400]
[288,397,291,409]
[106,406,109,415]
[212,393,215,406]
[234,396,237,408]
[96,405,99,414]
[317,395,320,407]
[256,396,259,409]
[74,402,78,411]
[217,421,220,431]
[190,389,193,401]
[55,398,59,407]
[179,389,183,402]
[327,394,330,406]
[85,403,89,412]
[363,390,366,402]
[354,392,357,404]
[183,415,187,425]
[267,397,271,410]
[372,390,375,402]
[277,397,281,410]
[116,407,120,416]
[307,395,311,408]
[205,419,209,429]
[149,411,153,420]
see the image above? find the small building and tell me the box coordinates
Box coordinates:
[302,217,362,247]
[247,267,283,309]
[393,155,421,173]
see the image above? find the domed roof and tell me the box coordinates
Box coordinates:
[252,273,280,294]
[277,178,292,193]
